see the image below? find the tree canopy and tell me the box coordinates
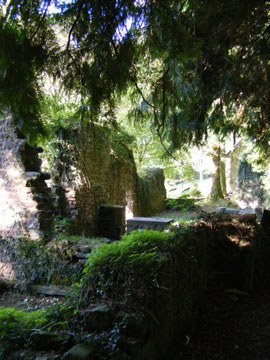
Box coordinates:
[0,0,269,149]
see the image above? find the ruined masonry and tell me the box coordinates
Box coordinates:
[55,124,167,236]
[0,115,54,242]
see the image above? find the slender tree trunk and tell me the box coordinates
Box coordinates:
[220,146,227,196]
[209,144,226,200]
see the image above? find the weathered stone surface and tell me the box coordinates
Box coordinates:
[25,171,41,179]
[52,124,167,236]
[32,285,71,297]
[0,115,54,241]
[126,217,173,233]
[84,304,113,331]
[62,343,96,360]
[99,204,125,239]
[216,207,240,214]
[138,168,167,216]
[124,314,146,336]
[119,338,141,356]
[73,252,89,260]
[30,331,73,351]
[75,244,92,253]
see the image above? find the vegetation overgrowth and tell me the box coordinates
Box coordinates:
[79,228,202,302]
[0,307,47,356]
[1,1,270,159]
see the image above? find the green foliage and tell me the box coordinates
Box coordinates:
[80,230,177,299]
[10,237,84,289]
[83,230,173,274]
[0,2,58,144]
[0,307,47,356]
[1,0,270,154]
[166,186,201,211]
[166,197,196,212]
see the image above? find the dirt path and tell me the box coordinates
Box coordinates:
[181,285,270,360]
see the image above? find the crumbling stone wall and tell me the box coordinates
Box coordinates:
[54,124,166,236]
[0,115,54,243]
[138,168,167,216]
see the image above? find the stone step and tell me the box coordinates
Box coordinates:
[32,285,71,297]
[73,252,90,260]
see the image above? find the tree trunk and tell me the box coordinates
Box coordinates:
[209,144,226,200]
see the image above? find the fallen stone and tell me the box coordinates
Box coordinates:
[84,304,113,331]
[32,285,70,297]
[62,343,96,360]
[30,331,73,351]
[120,338,141,356]
[25,171,41,179]
[124,314,146,336]
[216,207,240,214]
[239,208,256,214]
[126,217,173,233]
[76,244,92,254]
[73,252,89,260]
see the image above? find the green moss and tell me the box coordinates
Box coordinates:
[79,229,202,301]
[0,307,47,357]
[83,230,174,274]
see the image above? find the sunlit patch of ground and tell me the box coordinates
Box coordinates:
[195,198,239,212]
[155,198,240,223]
[154,209,201,224]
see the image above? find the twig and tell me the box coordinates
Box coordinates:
[66,0,84,52]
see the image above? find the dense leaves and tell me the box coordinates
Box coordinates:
[0,0,269,150]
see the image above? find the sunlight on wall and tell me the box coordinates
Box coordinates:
[198,178,213,197]
[0,261,16,281]
[126,190,134,220]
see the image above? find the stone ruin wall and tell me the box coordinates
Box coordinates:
[229,143,267,209]
[0,115,54,281]
[56,124,166,236]
[0,117,167,281]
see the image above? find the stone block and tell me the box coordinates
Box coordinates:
[62,343,97,360]
[84,304,113,331]
[99,204,125,240]
[30,331,73,351]
[126,217,173,233]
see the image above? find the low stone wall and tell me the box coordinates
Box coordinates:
[0,115,54,241]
